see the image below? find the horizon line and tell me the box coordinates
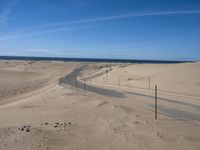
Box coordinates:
[0,55,196,62]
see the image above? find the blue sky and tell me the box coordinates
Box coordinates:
[0,0,200,60]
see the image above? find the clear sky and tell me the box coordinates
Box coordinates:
[0,0,200,60]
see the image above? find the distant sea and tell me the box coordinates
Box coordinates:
[0,56,192,64]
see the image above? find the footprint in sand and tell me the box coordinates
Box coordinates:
[19,125,31,132]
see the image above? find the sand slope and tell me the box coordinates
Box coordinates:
[85,62,200,97]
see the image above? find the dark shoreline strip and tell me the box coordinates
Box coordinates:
[0,56,193,64]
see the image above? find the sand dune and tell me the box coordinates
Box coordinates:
[0,60,78,105]
[0,61,199,150]
[84,62,200,97]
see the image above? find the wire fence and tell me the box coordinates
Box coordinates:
[58,71,200,122]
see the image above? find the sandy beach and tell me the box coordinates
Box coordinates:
[0,60,199,150]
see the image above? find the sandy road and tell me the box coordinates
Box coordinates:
[63,65,200,123]
[63,65,125,98]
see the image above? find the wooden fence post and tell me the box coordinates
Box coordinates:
[84,80,86,91]
[155,85,158,120]
[148,77,151,90]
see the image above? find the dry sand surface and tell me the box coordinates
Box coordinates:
[84,62,200,97]
[0,60,199,150]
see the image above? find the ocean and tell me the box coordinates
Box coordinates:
[0,56,192,64]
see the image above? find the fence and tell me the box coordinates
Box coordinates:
[58,75,160,120]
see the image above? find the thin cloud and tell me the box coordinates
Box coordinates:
[27,49,50,53]
[39,10,200,27]
[0,0,19,26]
[27,49,67,57]
[0,25,93,40]
[3,9,200,37]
